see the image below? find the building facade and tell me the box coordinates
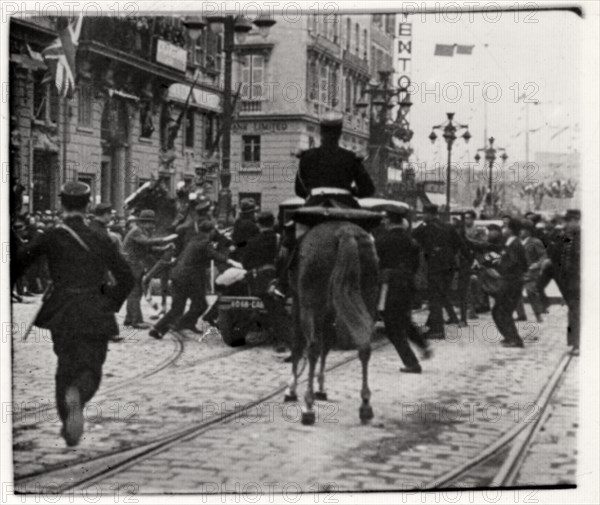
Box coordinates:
[9,14,397,216]
[229,14,396,213]
[9,16,224,214]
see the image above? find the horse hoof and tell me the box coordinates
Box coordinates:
[359,405,374,424]
[301,410,316,425]
[284,393,298,403]
[314,391,328,401]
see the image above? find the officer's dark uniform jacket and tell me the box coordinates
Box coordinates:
[374,226,420,306]
[16,215,134,339]
[295,145,375,208]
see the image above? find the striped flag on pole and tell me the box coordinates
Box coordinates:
[434,44,455,56]
[42,14,83,99]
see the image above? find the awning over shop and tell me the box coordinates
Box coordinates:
[168,83,221,112]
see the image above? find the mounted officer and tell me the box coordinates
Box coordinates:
[295,111,375,208]
[15,181,134,446]
[274,112,376,297]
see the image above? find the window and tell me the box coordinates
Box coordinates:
[206,32,222,73]
[185,109,195,148]
[239,54,265,100]
[345,74,353,112]
[78,84,93,127]
[242,135,261,163]
[204,113,219,152]
[319,64,329,106]
[310,14,317,33]
[307,59,318,101]
[355,23,360,55]
[329,66,338,107]
[192,31,205,66]
[33,70,60,124]
[346,18,351,51]
[363,29,368,59]
[332,15,339,43]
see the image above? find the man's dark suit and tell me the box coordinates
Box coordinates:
[554,229,580,349]
[16,215,133,426]
[493,236,528,344]
[375,225,428,368]
[154,232,229,334]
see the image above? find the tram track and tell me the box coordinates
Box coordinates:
[424,350,574,489]
[14,340,391,493]
[14,328,186,422]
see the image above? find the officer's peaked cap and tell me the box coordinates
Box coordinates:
[320,111,344,128]
[60,181,91,198]
[60,181,91,208]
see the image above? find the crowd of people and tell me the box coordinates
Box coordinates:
[9,111,581,448]
[370,204,581,375]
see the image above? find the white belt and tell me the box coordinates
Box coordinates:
[310,187,351,196]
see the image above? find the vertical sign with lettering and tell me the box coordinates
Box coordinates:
[394,13,412,99]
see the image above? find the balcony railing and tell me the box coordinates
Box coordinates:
[80,16,187,61]
[342,49,369,76]
[240,100,263,113]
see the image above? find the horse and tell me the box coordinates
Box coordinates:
[283,219,380,425]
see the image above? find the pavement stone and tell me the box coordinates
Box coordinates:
[11,288,579,493]
[515,355,579,486]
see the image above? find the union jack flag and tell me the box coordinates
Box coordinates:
[42,15,83,99]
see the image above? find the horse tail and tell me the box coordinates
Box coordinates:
[329,229,374,347]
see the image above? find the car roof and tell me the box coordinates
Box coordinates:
[358,197,411,210]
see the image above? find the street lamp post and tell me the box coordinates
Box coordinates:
[474,136,508,217]
[356,69,413,195]
[185,14,275,224]
[429,113,471,213]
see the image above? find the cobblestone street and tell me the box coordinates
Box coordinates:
[10,285,579,494]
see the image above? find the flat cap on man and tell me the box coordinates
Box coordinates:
[240,198,257,214]
[487,223,502,233]
[565,209,581,221]
[94,203,113,216]
[521,219,535,233]
[257,211,275,228]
